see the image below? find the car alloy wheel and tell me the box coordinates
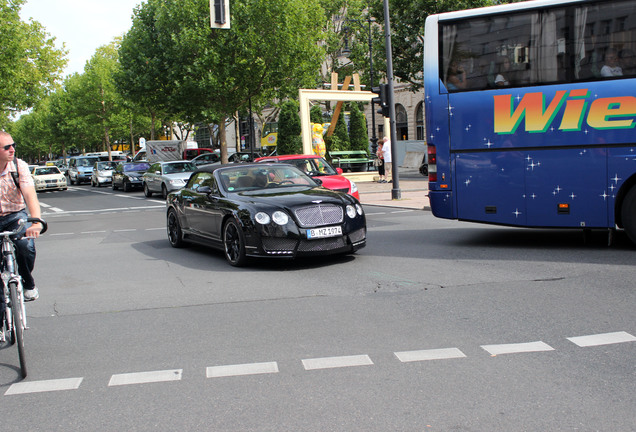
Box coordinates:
[223,219,247,267]
[167,209,185,248]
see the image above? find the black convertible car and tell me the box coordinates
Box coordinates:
[166,163,366,266]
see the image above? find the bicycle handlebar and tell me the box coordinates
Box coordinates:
[0,218,48,238]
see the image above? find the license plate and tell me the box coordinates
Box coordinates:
[307,226,342,239]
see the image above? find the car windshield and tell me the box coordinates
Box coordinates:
[286,158,337,176]
[96,162,117,170]
[124,162,150,172]
[217,166,316,192]
[79,157,99,167]
[34,167,61,175]
[163,162,195,174]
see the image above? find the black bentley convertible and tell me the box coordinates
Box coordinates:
[166,163,367,266]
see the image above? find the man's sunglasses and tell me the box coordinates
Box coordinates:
[3,143,16,151]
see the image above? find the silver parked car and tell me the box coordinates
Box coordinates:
[91,161,118,187]
[142,160,196,199]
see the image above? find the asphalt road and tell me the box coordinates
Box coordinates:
[0,185,634,431]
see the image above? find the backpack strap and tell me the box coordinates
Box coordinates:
[10,156,21,191]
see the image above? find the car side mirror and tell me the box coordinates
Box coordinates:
[198,186,213,195]
[314,178,323,185]
[336,168,343,175]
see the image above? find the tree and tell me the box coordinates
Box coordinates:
[310,104,324,125]
[277,100,302,155]
[0,0,66,127]
[348,103,368,153]
[123,0,326,162]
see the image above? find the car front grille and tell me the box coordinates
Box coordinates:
[334,188,349,194]
[348,228,366,244]
[297,236,347,252]
[294,204,343,228]
[262,238,296,254]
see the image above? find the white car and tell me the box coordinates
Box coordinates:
[32,166,67,192]
[91,161,118,187]
[142,160,196,199]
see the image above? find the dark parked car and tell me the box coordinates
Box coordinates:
[228,152,262,163]
[191,152,221,167]
[112,162,150,192]
[166,163,366,266]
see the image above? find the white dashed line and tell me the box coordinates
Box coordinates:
[5,377,83,395]
[567,331,636,347]
[302,354,374,370]
[395,348,466,363]
[481,341,554,356]
[206,362,279,378]
[108,369,183,386]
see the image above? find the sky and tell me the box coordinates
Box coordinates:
[20,0,143,76]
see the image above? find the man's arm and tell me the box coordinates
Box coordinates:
[20,184,42,238]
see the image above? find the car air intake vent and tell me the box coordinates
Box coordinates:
[295,204,343,227]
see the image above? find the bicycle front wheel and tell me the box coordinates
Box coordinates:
[9,282,26,378]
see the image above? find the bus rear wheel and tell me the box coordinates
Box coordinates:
[622,186,636,246]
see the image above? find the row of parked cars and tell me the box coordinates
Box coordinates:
[31,152,360,203]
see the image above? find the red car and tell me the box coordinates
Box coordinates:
[254,154,359,200]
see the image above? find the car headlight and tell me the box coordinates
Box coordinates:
[36,179,44,184]
[272,211,289,225]
[169,179,185,185]
[346,204,357,219]
[255,212,271,224]
[355,203,363,215]
[350,180,358,194]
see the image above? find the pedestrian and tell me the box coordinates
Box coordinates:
[0,131,43,301]
[381,136,392,183]
[375,141,385,182]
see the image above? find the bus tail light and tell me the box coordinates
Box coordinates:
[428,145,437,182]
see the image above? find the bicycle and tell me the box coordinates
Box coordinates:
[0,217,47,378]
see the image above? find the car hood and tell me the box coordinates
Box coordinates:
[236,186,355,209]
[34,174,65,180]
[312,174,351,191]
[163,172,193,181]
[124,171,146,176]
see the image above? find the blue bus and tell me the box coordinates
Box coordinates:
[424,0,636,244]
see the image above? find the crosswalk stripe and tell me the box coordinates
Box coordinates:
[567,331,636,347]
[481,341,554,356]
[5,377,83,395]
[206,362,279,378]
[302,354,373,370]
[108,369,182,386]
[395,348,466,362]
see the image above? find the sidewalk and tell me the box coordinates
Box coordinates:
[347,169,430,210]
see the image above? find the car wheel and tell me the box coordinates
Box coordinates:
[68,175,75,185]
[223,219,247,267]
[123,181,130,192]
[143,183,153,198]
[161,184,168,199]
[167,209,185,248]
[112,180,118,190]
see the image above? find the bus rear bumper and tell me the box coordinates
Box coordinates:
[429,190,455,219]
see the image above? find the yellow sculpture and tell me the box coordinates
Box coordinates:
[311,123,326,157]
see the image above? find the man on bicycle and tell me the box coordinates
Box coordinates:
[0,131,43,301]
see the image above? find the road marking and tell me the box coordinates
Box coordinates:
[80,230,107,234]
[206,362,279,378]
[108,369,183,386]
[395,348,466,363]
[567,331,636,347]
[145,227,165,231]
[481,341,554,356]
[302,354,373,370]
[50,232,74,236]
[5,377,83,395]
[114,229,137,233]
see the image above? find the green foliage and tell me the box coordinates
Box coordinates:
[348,103,368,153]
[310,105,323,124]
[277,100,302,155]
[333,109,349,150]
[0,0,67,127]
